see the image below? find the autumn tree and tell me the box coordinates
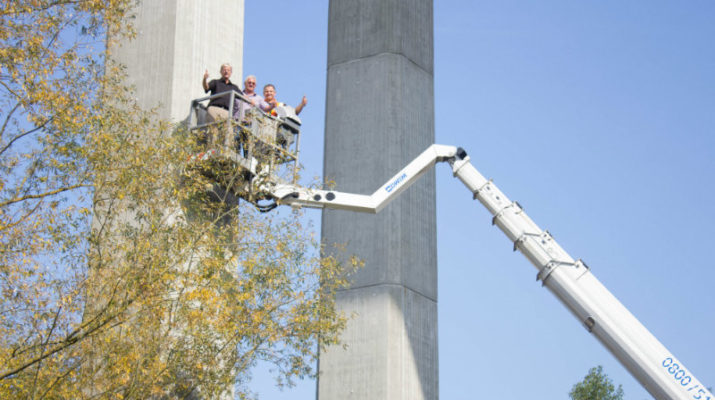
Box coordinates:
[0,2,356,398]
[570,366,625,400]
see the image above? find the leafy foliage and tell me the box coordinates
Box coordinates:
[0,1,357,398]
[570,366,624,400]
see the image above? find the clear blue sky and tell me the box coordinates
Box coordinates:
[243,2,715,399]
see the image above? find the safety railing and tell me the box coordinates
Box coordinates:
[186,90,302,205]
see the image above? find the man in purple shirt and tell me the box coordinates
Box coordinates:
[242,75,263,106]
[233,75,263,120]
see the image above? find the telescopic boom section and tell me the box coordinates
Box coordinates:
[449,153,711,400]
[268,144,711,400]
[270,144,458,213]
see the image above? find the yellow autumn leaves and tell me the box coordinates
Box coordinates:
[0,2,358,399]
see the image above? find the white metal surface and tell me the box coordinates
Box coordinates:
[449,155,712,400]
[272,144,457,213]
[265,144,712,400]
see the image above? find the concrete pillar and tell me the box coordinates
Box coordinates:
[319,1,437,399]
[113,0,244,122]
[110,2,244,399]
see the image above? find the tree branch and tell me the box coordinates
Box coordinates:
[0,183,89,209]
[0,115,54,157]
[0,102,20,141]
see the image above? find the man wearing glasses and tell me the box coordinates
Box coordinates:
[242,75,263,107]
[202,63,241,123]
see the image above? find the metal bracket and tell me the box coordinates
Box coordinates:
[512,231,542,252]
[472,179,493,200]
[492,201,523,226]
[536,259,587,285]
[536,261,559,283]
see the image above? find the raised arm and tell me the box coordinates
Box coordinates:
[295,95,307,115]
[202,69,209,92]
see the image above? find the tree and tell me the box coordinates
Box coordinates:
[570,366,625,400]
[0,2,357,398]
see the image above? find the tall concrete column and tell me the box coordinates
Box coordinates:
[113,0,244,122]
[319,1,437,399]
[110,2,244,398]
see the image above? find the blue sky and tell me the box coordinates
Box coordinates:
[243,2,715,399]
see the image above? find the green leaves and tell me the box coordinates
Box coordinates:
[570,366,624,400]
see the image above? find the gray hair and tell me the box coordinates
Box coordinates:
[220,63,232,73]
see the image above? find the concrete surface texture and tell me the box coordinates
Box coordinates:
[110,2,244,399]
[320,1,437,399]
[113,0,244,122]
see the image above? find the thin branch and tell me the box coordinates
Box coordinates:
[0,79,22,100]
[0,183,89,209]
[0,0,89,17]
[0,102,20,141]
[0,199,42,233]
[0,295,134,380]
[0,115,54,157]
[28,306,64,396]
[38,360,80,400]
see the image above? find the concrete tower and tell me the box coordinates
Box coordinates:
[113,0,244,122]
[111,2,244,398]
[319,1,437,399]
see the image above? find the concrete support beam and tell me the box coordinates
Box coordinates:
[320,1,437,399]
[113,0,244,122]
[110,2,244,399]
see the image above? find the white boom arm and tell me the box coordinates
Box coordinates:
[270,144,458,213]
[266,144,712,399]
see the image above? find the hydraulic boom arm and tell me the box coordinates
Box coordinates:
[266,144,712,400]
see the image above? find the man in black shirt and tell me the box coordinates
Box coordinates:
[202,63,241,122]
